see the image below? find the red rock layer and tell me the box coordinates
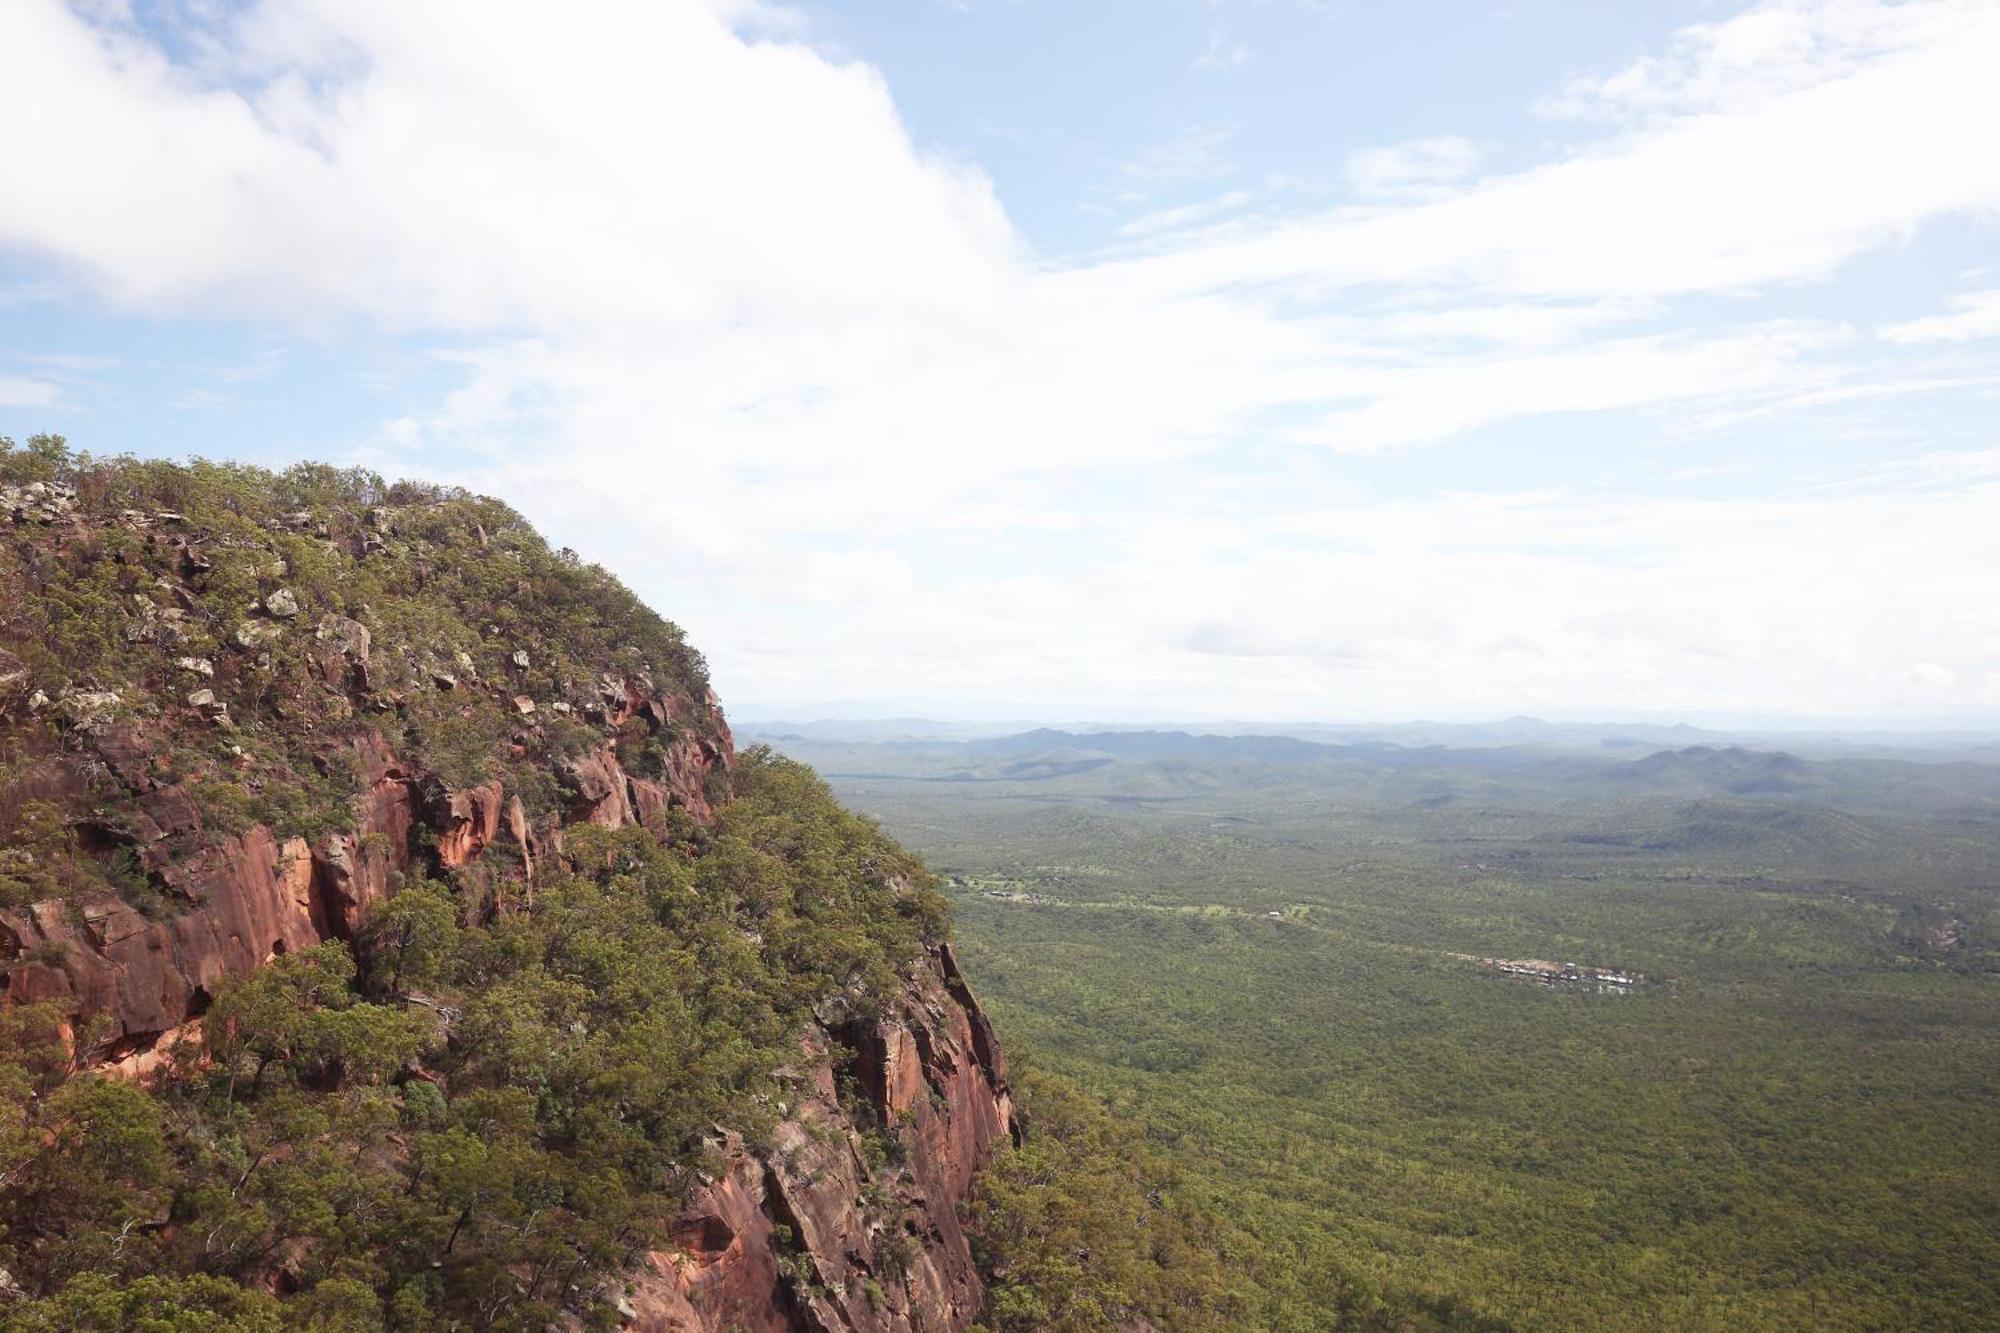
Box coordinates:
[619,943,1013,1333]
[0,826,320,1056]
[0,676,729,1063]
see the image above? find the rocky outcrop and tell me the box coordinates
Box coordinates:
[311,732,419,940]
[617,944,1013,1333]
[0,675,731,1061]
[0,694,1011,1331]
[0,826,319,1057]
[0,480,79,524]
[423,777,505,869]
[566,745,638,828]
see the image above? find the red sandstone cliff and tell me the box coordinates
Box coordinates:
[0,474,1016,1330]
[3,686,1008,1330]
[620,944,1012,1332]
[0,689,728,1067]
[0,698,1015,1332]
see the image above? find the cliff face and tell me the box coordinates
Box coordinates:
[0,456,1012,1330]
[0,683,726,1074]
[627,944,1012,1332]
[0,710,1014,1332]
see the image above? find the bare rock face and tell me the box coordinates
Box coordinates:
[505,794,537,881]
[566,745,638,828]
[0,673,733,1056]
[2,696,1010,1328]
[311,732,419,940]
[0,827,320,1057]
[423,777,506,869]
[616,944,1013,1333]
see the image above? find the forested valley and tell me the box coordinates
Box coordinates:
[757,724,2000,1331]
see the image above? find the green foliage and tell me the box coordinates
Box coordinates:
[206,943,431,1097]
[0,751,941,1329]
[968,1064,1494,1333]
[967,1067,1238,1332]
[360,880,459,995]
[3,1272,285,1332]
[697,749,951,1008]
[807,734,2000,1332]
[0,764,71,905]
[0,1009,173,1293]
[0,434,78,486]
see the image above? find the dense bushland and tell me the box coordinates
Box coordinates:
[796,733,2000,1331]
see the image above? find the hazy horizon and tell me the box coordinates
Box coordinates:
[730,708,2000,740]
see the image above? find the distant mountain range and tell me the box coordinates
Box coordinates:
[742,725,2000,826]
[741,715,2000,762]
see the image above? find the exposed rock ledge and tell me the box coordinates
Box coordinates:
[0,679,729,1065]
[0,681,1015,1330]
[619,944,1013,1333]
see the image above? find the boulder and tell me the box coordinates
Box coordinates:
[56,688,122,734]
[0,480,79,523]
[313,615,373,691]
[235,621,285,650]
[0,647,26,698]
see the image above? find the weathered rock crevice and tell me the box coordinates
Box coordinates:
[613,955,1012,1333]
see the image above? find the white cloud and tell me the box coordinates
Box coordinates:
[1539,0,1958,122]
[1344,136,1483,200]
[29,353,121,372]
[1116,1,2000,303]
[0,0,1015,331]
[0,377,58,408]
[1115,124,1237,193]
[0,0,1996,719]
[1880,289,2000,344]
[1115,191,1256,239]
[1290,323,1841,454]
[1193,29,1252,72]
[634,462,2000,721]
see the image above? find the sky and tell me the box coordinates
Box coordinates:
[1,0,1998,725]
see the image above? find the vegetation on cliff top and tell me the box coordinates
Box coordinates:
[1,434,715,905]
